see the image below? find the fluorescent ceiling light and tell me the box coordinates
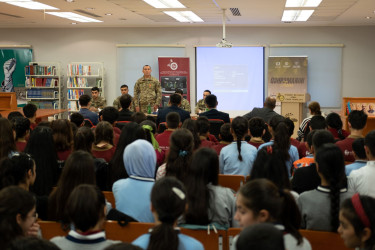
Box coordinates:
[143,0,185,8]
[3,0,58,9]
[282,10,314,21]
[164,11,203,22]
[285,0,322,8]
[46,12,102,22]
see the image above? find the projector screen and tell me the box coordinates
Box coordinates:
[196,47,264,117]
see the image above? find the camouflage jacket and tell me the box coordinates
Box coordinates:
[195,98,206,114]
[113,95,136,112]
[91,96,106,109]
[180,98,191,113]
[134,76,162,107]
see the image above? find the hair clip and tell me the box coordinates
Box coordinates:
[172,187,185,200]
[179,150,188,157]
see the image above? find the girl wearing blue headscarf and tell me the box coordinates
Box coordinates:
[112,139,156,222]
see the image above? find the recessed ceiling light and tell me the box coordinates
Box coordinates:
[46,12,103,22]
[71,22,77,24]
[365,16,372,19]
[105,13,112,16]
[143,0,185,8]
[282,10,314,21]
[66,0,74,2]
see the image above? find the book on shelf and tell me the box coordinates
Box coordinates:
[25,65,56,76]
[68,101,79,111]
[68,64,92,76]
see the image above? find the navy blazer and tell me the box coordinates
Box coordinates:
[198,109,230,123]
[156,105,191,125]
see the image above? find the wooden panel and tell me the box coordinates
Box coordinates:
[0,92,17,111]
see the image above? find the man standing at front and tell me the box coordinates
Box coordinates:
[134,65,162,113]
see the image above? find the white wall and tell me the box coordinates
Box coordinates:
[1,26,374,113]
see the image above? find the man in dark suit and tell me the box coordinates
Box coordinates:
[243,96,278,123]
[198,94,230,123]
[156,93,190,125]
[117,94,134,122]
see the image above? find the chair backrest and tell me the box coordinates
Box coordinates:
[227,227,241,250]
[208,119,225,140]
[103,191,116,209]
[116,120,131,130]
[218,174,246,192]
[158,122,168,133]
[83,118,94,128]
[105,221,155,242]
[180,227,227,250]
[39,221,67,240]
[299,229,353,250]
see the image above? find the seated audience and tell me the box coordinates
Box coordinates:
[156,93,190,125]
[212,123,233,155]
[7,111,23,121]
[258,115,299,177]
[132,177,204,250]
[51,184,121,249]
[156,112,180,151]
[92,121,116,163]
[11,116,30,152]
[156,128,194,181]
[198,94,230,123]
[297,101,322,141]
[298,115,327,158]
[104,243,142,250]
[326,112,349,141]
[285,117,300,148]
[51,119,74,168]
[0,117,17,158]
[248,117,266,148]
[336,110,367,162]
[196,116,215,148]
[131,112,147,124]
[0,186,39,248]
[345,138,367,176]
[292,130,316,174]
[8,237,60,250]
[195,89,211,114]
[184,148,236,227]
[117,94,134,122]
[348,130,375,198]
[181,119,201,150]
[112,139,156,222]
[140,120,165,166]
[78,94,99,126]
[235,179,311,250]
[338,194,375,250]
[297,143,353,231]
[69,112,84,128]
[101,106,120,146]
[175,88,190,113]
[220,116,257,175]
[243,96,278,124]
[23,103,38,130]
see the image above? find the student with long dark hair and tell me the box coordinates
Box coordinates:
[92,121,116,163]
[258,115,299,177]
[181,119,201,150]
[51,119,74,163]
[326,112,349,141]
[24,126,59,196]
[0,186,39,248]
[338,194,375,250]
[184,148,236,227]
[235,179,311,250]
[51,184,120,249]
[108,123,146,187]
[219,116,257,175]
[132,177,203,250]
[11,117,30,152]
[156,128,194,181]
[297,143,353,231]
[0,117,17,158]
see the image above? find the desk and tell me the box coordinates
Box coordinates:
[0,108,67,122]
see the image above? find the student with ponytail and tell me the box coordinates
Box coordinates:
[258,115,299,177]
[234,179,311,250]
[297,143,353,231]
[338,194,375,250]
[219,116,257,175]
[132,177,204,250]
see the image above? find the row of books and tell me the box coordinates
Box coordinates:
[25,65,56,76]
[26,89,58,99]
[68,101,80,111]
[26,77,59,87]
[67,89,85,100]
[28,101,58,110]
[67,77,89,88]
[67,64,92,76]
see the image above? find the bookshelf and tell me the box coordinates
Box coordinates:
[66,62,104,113]
[25,62,61,110]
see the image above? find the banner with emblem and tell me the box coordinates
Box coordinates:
[158,57,190,108]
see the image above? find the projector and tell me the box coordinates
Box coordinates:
[216,39,233,48]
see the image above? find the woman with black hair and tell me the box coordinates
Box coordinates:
[132,177,203,250]
[326,112,349,141]
[219,116,257,175]
[0,117,17,158]
[297,143,353,231]
[184,147,236,227]
[92,121,116,163]
[11,116,30,152]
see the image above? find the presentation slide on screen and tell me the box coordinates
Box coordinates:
[196,47,264,117]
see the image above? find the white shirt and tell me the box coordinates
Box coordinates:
[348,160,375,198]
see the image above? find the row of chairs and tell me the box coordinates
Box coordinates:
[39,221,351,250]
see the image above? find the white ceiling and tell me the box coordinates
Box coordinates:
[0,0,374,28]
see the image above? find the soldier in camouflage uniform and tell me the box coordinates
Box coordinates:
[113,84,135,111]
[134,65,162,113]
[90,86,106,112]
[195,89,211,114]
[174,88,191,113]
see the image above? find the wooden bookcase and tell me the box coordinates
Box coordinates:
[341,97,375,136]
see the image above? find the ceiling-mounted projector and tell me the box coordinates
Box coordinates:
[216,9,233,48]
[216,38,233,48]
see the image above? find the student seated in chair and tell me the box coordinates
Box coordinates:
[78,94,99,126]
[198,94,230,123]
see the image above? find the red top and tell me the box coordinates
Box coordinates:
[336,136,361,162]
[212,142,230,155]
[57,149,72,161]
[298,142,310,159]
[113,127,121,146]
[156,130,174,151]
[290,138,300,148]
[92,146,116,163]
[16,141,27,152]
[30,122,37,130]
[328,128,350,140]
[200,139,215,148]
[208,134,219,145]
